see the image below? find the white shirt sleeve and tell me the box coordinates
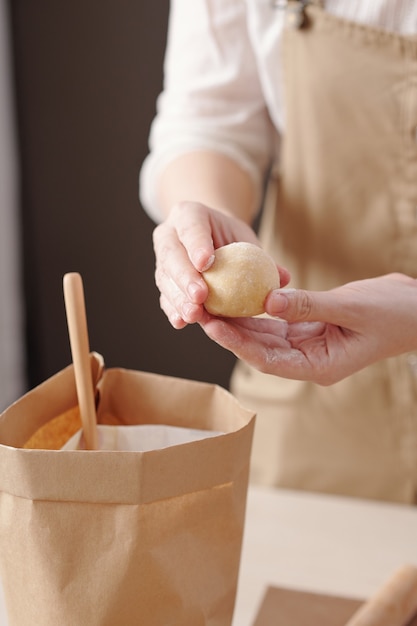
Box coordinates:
[139,0,275,223]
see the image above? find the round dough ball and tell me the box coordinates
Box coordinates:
[202,242,280,317]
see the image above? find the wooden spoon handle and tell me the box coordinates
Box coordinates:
[345,564,417,626]
[63,272,98,450]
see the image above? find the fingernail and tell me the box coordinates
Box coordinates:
[170,312,184,329]
[268,292,289,315]
[200,254,215,272]
[187,281,204,300]
[193,249,214,272]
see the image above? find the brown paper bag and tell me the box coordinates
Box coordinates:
[0,353,255,626]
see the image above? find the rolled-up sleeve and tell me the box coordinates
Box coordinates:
[139,0,274,223]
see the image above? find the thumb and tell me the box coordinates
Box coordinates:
[266,288,340,324]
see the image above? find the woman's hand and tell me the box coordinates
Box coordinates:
[151,151,293,328]
[199,273,417,385]
[153,201,270,328]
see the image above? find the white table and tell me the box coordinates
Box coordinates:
[1,486,416,626]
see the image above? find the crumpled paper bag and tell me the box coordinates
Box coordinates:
[0,353,255,626]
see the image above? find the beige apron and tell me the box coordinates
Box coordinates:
[231,2,417,504]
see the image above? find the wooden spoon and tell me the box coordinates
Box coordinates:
[63,272,98,450]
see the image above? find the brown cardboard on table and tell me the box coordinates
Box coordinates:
[0,353,255,626]
[253,586,362,626]
[253,584,417,626]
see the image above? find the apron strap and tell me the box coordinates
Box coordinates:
[270,0,324,30]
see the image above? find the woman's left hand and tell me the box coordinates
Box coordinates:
[199,273,417,385]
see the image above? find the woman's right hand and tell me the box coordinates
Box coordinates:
[152,201,263,328]
[199,273,417,385]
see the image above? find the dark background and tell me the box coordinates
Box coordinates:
[9,1,236,390]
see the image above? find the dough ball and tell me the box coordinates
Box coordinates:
[202,242,280,317]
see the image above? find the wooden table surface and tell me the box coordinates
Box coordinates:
[233,486,417,626]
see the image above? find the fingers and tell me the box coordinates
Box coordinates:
[166,202,216,271]
[266,274,417,331]
[277,266,291,289]
[153,199,294,329]
[200,316,316,381]
[153,224,208,302]
[153,232,208,326]
[266,289,318,321]
[153,201,265,328]
[266,288,348,326]
[159,293,195,329]
[153,205,214,327]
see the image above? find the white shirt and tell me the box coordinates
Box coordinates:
[140,1,417,223]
